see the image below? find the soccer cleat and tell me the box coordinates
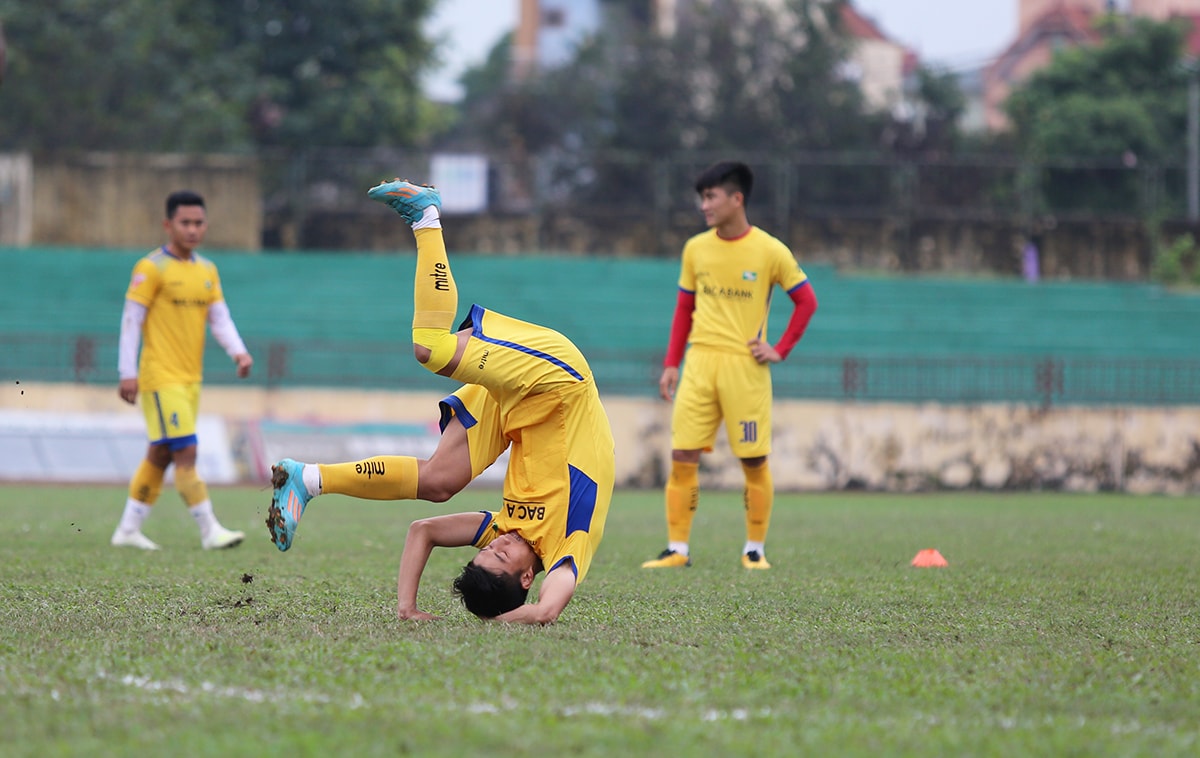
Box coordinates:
[641,548,691,569]
[367,178,442,224]
[111,528,161,551]
[202,525,245,550]
[266,458,310,552]
[741,550,771,570]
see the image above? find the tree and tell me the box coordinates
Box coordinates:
[451,0,882,205]
[1007,16,1187,162]
[0,0,443,151]
[1005,16,1190,214]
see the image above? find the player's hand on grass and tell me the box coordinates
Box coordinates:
[748,339,782,364]
[397,605,441,622]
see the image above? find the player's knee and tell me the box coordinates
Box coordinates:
[412,328,457,373]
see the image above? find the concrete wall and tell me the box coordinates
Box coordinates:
[31,153,262,251]
[9,383,1198,494]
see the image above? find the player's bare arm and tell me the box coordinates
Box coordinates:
[492,565,577,626]
[396,512,484,621]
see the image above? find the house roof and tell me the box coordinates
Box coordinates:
[1174,13,1200,58]
[986,4,1104,84]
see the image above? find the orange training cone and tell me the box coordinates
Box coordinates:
[911,548,948,568]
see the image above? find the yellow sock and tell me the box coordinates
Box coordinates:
[174,465,209,507]
[318,457,419,500]
[742,461,774,543]
[128,459,165,505]
[665,460,700,544]
[411,226,459,372]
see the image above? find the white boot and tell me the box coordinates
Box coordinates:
[111,528,161,551]
[202,524,245,550]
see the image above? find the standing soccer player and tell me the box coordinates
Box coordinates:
[111,191,253,551]
[642,161,818,570]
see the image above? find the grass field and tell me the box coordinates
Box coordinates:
[2,484,1198,757]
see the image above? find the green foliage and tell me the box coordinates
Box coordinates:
[1152,232,1200,286]
[0,0,441,151]
[1006,17,1189,163]
[3,485,1200,756]
[457,0,878,162]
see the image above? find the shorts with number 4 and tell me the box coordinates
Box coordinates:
[140,382,201,449]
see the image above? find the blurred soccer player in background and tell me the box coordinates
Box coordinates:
[111,191,253,551]
[642,161,818,570]
[266,179,615,625]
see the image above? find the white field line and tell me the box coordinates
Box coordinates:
[85,670,770,721]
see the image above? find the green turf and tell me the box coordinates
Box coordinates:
[2,486,1198,757]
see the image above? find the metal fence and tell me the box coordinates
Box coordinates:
[10,334,1200,406]
[259,149,1195,250]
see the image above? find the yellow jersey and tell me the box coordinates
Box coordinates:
[678,226,808,354]
[448,305,614,584]
[125,246,224,391]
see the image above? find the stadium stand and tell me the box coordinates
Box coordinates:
[4,247,1200,403]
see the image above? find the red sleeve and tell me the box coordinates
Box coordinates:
[773,282,817,361]
[663,289,695,368]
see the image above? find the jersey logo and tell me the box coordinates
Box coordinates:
[504,500,546,521]
[130,273,146,288]
[742,271,758,281]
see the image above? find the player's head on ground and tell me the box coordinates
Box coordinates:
[163,190,208,254]
[452,531,540,618]
[694,160,753,205]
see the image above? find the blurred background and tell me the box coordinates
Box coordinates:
[2,1,1199,493]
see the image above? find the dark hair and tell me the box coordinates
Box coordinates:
[452,561,529,619]
[165,190,205,219]
[694,161,753,205]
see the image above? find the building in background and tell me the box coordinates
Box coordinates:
[983,0,1200,131]
[513,0,916,115]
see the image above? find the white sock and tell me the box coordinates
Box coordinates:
[303,464,322,496]
[117,498,153,533]
[411,205,441,230]
[189,499,218,538]
[668,541,689,557]
[743,541,765,556]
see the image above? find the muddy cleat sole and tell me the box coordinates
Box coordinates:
[367,178,442,224]
[641,548,691,569]
[266,458,310,552]
[741,550,771,570]
[111,529,161,551]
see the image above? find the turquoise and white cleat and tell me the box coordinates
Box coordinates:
[367,178,442,224]
[266,458,310,552]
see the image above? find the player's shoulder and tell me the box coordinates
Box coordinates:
[682,228,715,250]
[134,247,168,273]
[748,225,790,250]
[192,252,220,272]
